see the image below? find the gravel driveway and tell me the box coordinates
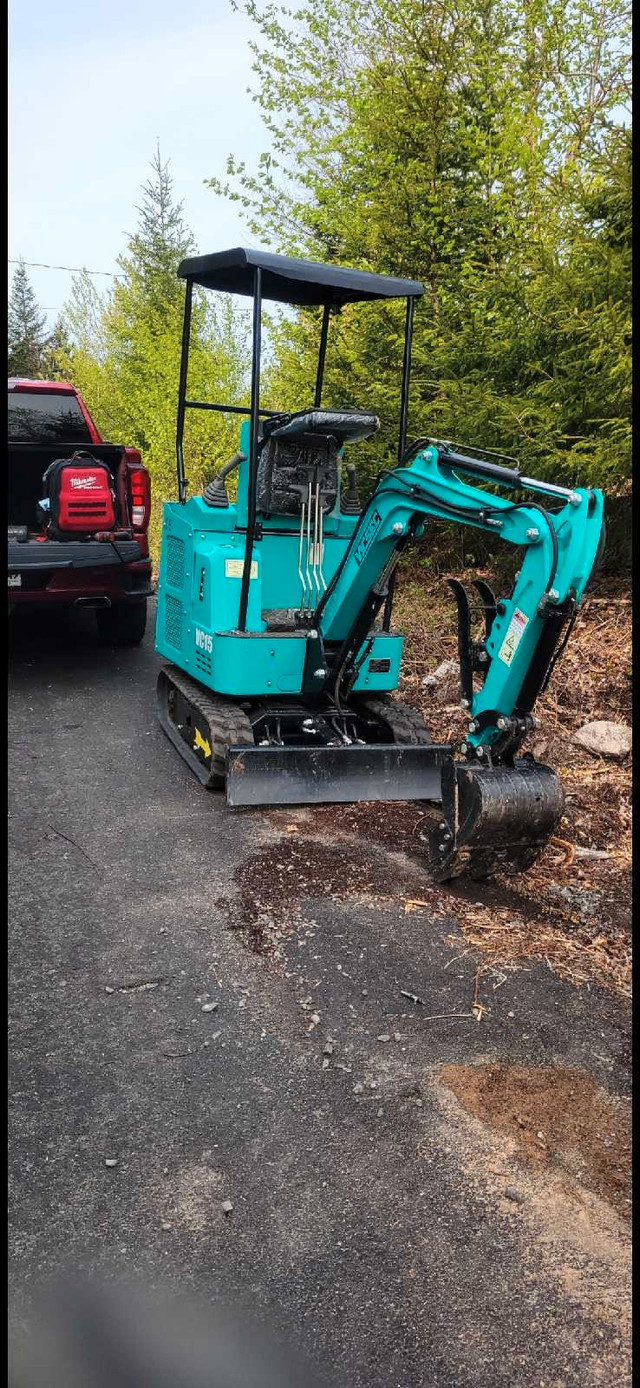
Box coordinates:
[8,603,631,1387]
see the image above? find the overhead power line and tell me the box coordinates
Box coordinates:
[8,259,120,277]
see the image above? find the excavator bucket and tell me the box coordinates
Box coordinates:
[430,755,565,882]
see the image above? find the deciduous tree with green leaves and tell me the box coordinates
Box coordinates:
[210,0,631,492]
[59,147,249,549]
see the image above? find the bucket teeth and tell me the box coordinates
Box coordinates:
[430,756,565,882]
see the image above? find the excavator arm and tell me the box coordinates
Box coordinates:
[316,442,603,748]
[312,442,604,878]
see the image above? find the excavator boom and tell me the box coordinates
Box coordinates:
[315,443,603,730]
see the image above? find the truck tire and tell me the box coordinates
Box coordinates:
[96,599,147,647]
[355,694,433,744]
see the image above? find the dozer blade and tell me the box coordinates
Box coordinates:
[226,743,451,807]
[430,756,565,882]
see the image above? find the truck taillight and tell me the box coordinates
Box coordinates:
[127,464,150,531]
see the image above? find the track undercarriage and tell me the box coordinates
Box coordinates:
[156,663,444,790]
[156,663,565,882]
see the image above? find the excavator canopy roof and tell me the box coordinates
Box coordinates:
[177,247,424,307]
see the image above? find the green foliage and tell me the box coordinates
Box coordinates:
[8,260,48,377]
[41,316,75,382]
[211,0,631,493]
[58,147,249,552]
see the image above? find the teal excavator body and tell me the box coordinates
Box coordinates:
[155,248,605,881]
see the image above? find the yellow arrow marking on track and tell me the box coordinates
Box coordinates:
[193,727,212,760]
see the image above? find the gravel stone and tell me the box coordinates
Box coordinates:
[505,1187,526,1205]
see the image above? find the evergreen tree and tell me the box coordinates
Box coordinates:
[125,142,195,305]
[8,260,48,377]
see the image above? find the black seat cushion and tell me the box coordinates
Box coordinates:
[263,408,379,446]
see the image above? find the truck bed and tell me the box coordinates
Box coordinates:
[8,441,129,533]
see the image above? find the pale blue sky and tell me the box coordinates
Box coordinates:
[9,0,268,325]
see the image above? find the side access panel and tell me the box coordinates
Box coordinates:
[155,503,196,669]
[351,633,404,693]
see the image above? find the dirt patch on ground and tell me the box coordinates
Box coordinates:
[439,885,631,999]
[226,836,414,955]
[167,1162,225,1234]
[248,804,632,997]
[438,1063,631,1220]
[311,799,437,855]
[433,1073,631,1371]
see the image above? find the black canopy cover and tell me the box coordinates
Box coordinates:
[177,247,424,307]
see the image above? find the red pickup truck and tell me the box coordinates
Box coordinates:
[8,378,153,644]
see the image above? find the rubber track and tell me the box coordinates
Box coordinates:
[356,695,433,745]
[158,664,253,788]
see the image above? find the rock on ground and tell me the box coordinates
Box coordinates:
[422,659,459,689]
[573,721,632,760]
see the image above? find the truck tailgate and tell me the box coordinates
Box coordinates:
[8,538,143,570]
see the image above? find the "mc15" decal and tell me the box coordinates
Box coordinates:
[354,509,382,566]
[195,627,213,654]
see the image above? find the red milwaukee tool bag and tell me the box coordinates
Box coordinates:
[38,452,117,538]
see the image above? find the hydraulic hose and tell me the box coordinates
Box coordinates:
[377,469,560,595]
[202,451,246,507]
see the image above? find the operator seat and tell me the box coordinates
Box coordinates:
[257,407,379,518]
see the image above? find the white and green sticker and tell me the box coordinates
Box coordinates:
[225,559,257,579]
[497,607,529,666]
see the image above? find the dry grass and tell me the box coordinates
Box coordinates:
[445,899,632,1000]
[392,562,632,998]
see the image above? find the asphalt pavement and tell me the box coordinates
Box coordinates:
[8,602,631,1387]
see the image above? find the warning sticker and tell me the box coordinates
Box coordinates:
[498,607,529,666]
[225,559,257,579]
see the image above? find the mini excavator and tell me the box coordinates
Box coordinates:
[155,248,604,881]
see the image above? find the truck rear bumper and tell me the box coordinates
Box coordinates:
[8,543,153,607]
[8,538,143,569]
